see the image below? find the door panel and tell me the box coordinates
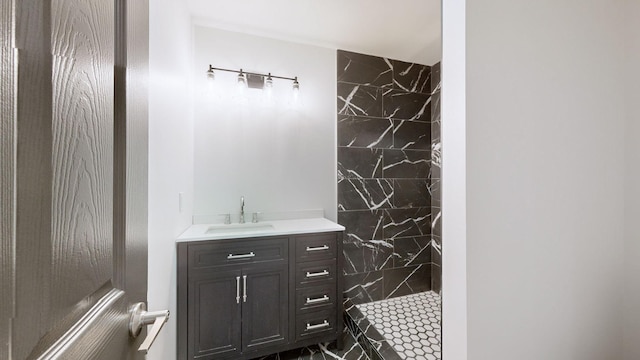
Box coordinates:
[242,263,289,353]
[189,269,242,359]
[7,0,150,358]
[0,0,16,358]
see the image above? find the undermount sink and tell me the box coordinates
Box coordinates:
[205,223,274,234]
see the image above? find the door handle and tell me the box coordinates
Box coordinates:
[236,276,241,304]
[129,302,170,354]
[242,275,247,303]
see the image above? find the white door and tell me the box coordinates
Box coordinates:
[1,0,159,358]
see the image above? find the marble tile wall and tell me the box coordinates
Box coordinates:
[430,62,442,294]
[337,50,439,304]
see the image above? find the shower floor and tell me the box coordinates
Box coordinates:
[356,291,441,360]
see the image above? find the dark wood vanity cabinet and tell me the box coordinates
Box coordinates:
[177,231,343,360]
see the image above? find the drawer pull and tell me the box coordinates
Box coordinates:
[242,275,247,303]
[305,270,329,278]
[227,252,255,260]
[306,295,330,305]
[306,245,329,252]
[306,320,330,331]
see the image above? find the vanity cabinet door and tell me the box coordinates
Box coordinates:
[188,268,242,360]
[242,262,289,353]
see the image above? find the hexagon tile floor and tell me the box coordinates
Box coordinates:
[356,291,441,360]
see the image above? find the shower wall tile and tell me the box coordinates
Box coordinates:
[393,236,432,267]
[338,147,383,179]
[431,264,442,294]
[428,178,441,208]
[383,207,431,239]
[343,239,395,274]
[338,50,393,88]
[383,265,431,299]
[338,50,435,304]
[431,236,442,268]
[338,115,393,148]
[344,271,385,304]
[382,149,430,179]
[431,207,441,238]
[338,178,393,211]
[338,83,382,117]
[393,179,430,208]
[392,119,431,150]
[382,89,431,122]
[339,210,385,243]
[392,59,431,94]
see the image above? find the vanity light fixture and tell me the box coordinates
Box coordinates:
[206,65,299,93]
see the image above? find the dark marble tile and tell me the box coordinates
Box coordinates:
[337,50,393,88]
[393,236,432,267]
[338,178,393,211]
[428,178,441,208]
[382,89,430,122]
[338,147,383,180]
[338,82,382,117]
[393,119,430,150]
[431,263,442,294]
[383,149,430,179]
[392,59,431,94]
[431,62,441,94]
[383,264,431,299]
[338,210,384,242]
[344,299,399,360]
[431,207,441,238]
[431,235,442,267]
[343,239,394,274]
[383,207,430,239]
[338,115,393,149]
[430,142,441,179]
[255,323,369,360]
[344,271,384,304]
[393,179,430,208]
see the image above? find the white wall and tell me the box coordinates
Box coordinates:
[446,1,628,359]
[441,1,467,360]
[192,27,337,222]
[623,1,640,359]
[148,0,194,359]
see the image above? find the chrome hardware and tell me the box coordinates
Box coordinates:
[129,302,170,354]
[242,275,248,302]
[306,245,329,252]
[306,270,329,278]
[306,295,330,305]
[306,320,329,331]
[239,196,245,224]
[252,212,260,223]
[236,276,241,304]
[227,252,255,260]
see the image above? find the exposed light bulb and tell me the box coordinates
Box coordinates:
[292,77,300,102]
[206,66,215,81]
[264,74,273,97]
[237,70,247,92]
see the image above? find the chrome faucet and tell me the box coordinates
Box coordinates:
[239,196,245,224]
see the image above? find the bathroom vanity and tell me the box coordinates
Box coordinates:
[176,218,344,360]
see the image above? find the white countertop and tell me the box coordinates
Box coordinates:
[176,217,345,242]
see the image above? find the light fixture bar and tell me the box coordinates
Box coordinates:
[207,65,297,82]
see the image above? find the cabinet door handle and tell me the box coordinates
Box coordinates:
[306,245,329,252]
[242,275,247,303]
[236,276,241,304]
[306,270,329,278]
[227,252,255,260]
[306,320,329,331]
[305,295,330,305]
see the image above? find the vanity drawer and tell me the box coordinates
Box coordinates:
[295,260,336,288]
[295,233,337,263]
[188,237,288,270]
[295,284,336,314]
[295,310,336,342]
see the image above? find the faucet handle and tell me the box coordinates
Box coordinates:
[221,213,230,224]
[252,212,260,223]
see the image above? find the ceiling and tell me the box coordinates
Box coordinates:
[187,0,441,66]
